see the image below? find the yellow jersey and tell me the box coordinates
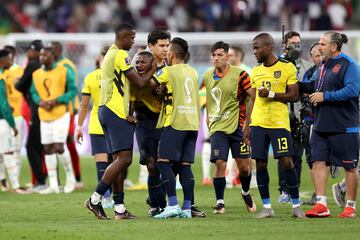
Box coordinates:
[57,57,79,113]
[130,84,161,113]
[81,69,103,135]
[99,44,133,119]
[3,65,24,117]
[250,59,297,131]
[32,65,68,121]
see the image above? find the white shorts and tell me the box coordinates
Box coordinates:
[0,119,15,153]
[14,116,25,152]
[41,112,70,145]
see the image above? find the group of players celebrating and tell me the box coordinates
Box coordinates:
[81,23,360,220]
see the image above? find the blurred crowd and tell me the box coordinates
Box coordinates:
[0,0,359,34]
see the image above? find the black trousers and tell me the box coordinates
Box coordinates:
[26,109,46,185]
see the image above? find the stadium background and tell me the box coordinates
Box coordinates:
[1,0,360,155]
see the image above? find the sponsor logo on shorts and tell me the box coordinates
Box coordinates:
[214,149,220,157]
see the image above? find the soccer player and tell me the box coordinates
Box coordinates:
[15,40,47,191]
[51,41,82,189]
[249,33,304,218]
[85,23,156,220]
[75,45,113,207]
[278,31,313,203]
[305,32,360,218]
[30,46,77,194]
[129,51,167,216]
[151,37,200,219]
[0,49,24,193]
[2,45,25,189]
[202,41,256,214]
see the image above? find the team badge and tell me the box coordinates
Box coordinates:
[214,149,220,157]
[332,64,342,74]
[274,71,281,79]
[125,57,131,65]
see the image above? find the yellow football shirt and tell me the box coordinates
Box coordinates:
[99,44,133,119]
[3,65,24,117]
[130,85,161,113]
[81,68,103,135]
[250,59,297,131]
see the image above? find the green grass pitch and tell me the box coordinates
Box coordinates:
[1,154,359,240]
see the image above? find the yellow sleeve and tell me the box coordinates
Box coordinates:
[115,50,133,73]
[153,67,169,85]
[287,63,298,85]
[81,73,92,94]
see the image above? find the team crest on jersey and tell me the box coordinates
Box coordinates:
[274,71,281,79]
[156,69,163,76]
[125,57,131,65]
[332,64,342,73]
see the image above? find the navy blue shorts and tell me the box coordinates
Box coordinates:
[135,117,162,165]
[250,126,294,160]
[158,126,198,163]
[98,106,135,154]
[310,130,359,170]
[90,134,108,155]
[210,126,250,162]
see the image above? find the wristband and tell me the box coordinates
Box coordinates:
[268,91,275,98]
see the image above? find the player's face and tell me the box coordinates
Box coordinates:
[228,48,239,65]
[149,39,170,61]
[252,40,269,63]
[319,34,334,61]
[124,30,136,51]
[39,49,53,65]
[310,45,322,66]
[211,48,228,69]
[135,55,152,75]
[0,55,11,69]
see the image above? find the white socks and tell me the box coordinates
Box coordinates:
[91,192,102,205]
[45,154,58,189]
[201,142,211,180]
[346,200,356,209]
[3,154,20,189]
[316,196,327,206]
[0,154,6,183]
[57,147,76,187]
[115,204,126,213]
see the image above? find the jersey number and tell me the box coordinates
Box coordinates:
[262,81,271,91]
[240,142,250,153]
[277,137,288,151]
[113,70,124,97]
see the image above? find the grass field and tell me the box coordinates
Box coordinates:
[1,154,359,240]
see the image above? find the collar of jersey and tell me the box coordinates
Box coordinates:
[213,64,229,80]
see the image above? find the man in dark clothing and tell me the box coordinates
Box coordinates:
[15,40,47,191]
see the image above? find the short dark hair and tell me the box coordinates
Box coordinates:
[309,41,320,55]
[4,45,16,55]
[137,51,154,60]
[0,49,10,58]
[147,28,171,45]
[230,45,245,61]
[284,31,301,45]
[170,37,188,60]
[51,41,63,51]
[211,41,229,53]
[100,45,110,56]
[115,23,135,34]
[325,32,348,51]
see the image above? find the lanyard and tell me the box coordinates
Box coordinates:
[316,62,327,91]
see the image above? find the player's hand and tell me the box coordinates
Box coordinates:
[309,92,324,105]
[126,115,138,124]
[243,126,251,145]
[39,100,51,111]
[47,99,58,109]
[155,84,168,97]
[258,87,269,98]
[75,125,83,144]
[12,127,18,137]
